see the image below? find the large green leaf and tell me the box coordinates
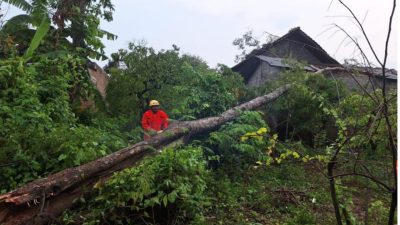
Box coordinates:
[23,15,50,59]
[1,14,31,34]
[3,0,32,12]
[99,29,118,40]
[29,0,48,26]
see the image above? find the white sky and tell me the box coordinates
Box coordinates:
[3,0,398,69]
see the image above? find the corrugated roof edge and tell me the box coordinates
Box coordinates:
[256,55,315,71]
[232,27,340,71]
[248,27,340,65]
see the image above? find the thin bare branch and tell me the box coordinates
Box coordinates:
[337,0,382,66]
[315,66,378,103]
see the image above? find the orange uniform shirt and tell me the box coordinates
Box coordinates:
[141,110,169,131]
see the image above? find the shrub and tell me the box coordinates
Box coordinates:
[65,147,211,225]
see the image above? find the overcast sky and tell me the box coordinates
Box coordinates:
[4,0,398,68]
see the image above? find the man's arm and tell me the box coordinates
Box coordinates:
[162,111,169,130]
[141,112,150,131]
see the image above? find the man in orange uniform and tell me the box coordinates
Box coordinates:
[141,100,169,140]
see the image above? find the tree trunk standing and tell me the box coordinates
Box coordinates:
[330,1,397,222]
[53,0,89,50]
[384,103,397,225]
[0,85,290,225]
[388,191,397,225]
[328,161,343,225]
[71,0,88,49]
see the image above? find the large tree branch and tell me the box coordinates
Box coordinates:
[0,85,290,225]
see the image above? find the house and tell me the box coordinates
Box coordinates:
[87,62,109,99]
[232,27,397,91]
[77,62,110,112]
[232,27,396,145]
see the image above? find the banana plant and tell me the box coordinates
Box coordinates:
[1,0,117,60]
[1,0,51,58]
[23,14,50,59]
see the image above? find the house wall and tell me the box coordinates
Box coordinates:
[377,78,397,90]
[88,67,109,99]
[246,64,396,92]
[247,62,283,87]
[324,72,397,92]
[263,41,325,65]
[246,66,396,146]
[78,67,109,112]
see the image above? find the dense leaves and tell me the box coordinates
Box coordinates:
[0,0,116,59]
[63,147,211,225]
[205,111,268,176]
[260,68,347,146]
[105,43,245,123]
[0,2,396,222]
[0,56,125,191]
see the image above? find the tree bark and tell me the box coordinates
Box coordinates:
[0,85,290,225]
[388,191,397,225]
[328,144,343,225]
[328,163,343,225]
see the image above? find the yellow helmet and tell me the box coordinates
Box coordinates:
[149,100,160,106]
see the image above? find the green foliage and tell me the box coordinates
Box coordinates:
[51,125,124,168]
[1,14,31,34]
[23,15,50,59]
[204,111,268,176]
[105,43,245,124]
[88,114,144,144]
[276,70,396,224]
[284,207,316,225]
[0,56,126,191]
[0,12,394,224]
[0,13,32,58]
[63,147,211,225]
[368,200,391,224]
[265,69,347,146]
[338,90,397,158]
[170,61,241,119]
[105,43,184,118]
[0,124,124,192]
[3,0,32,11]
[1,0,116,59]
[201,163,334,225]
[0,57,74,146]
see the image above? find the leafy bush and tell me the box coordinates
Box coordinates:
[264,69,347,146]
[105,43,246,124]
[167,62,243,119]
[65,147,211,225]
[204,111,268,176]
[284,207,316,225]
[338,90,397,159]
[0,56,126,191]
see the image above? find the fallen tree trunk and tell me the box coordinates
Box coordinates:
[0,85,290,225]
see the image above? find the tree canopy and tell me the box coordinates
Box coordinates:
[0,0,397,224]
